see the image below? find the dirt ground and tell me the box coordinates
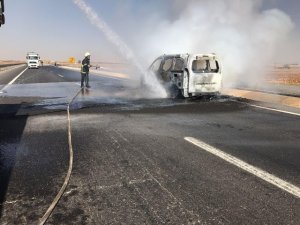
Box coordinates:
[267,66,300,85]
[0,60,25,65]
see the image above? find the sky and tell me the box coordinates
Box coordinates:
[1,0,300,66]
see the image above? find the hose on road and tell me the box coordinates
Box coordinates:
[38,87,83,225]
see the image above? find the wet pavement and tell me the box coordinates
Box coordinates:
[0,66,299,224]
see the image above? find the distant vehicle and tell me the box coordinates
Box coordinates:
[149,53,223,98]
[26,52,40,69]
[0,0,5,27]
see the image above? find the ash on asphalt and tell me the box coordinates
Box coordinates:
[65,83,233,113]
[70,94,238,115]
[30,95,232,116]
[0,78,237,116]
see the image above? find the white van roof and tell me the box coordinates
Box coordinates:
[190,53,218,58]
[27,52,39,55]
[163,53,218,59]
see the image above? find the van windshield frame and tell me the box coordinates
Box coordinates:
[28,56,39,60]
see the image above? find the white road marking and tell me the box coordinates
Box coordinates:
[249,104,300,117]
[184,137,300,199]
[75,83,81,86]
[8,67,27,85]
[0,67,27,93]
[57,74,64,78]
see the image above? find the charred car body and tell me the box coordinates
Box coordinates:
[149,53,223,98]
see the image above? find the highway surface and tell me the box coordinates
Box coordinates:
[0,65,299,224]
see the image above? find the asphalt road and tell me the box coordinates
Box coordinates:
[0,66,299,224]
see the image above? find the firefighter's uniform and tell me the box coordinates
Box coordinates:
[81,52,91,88]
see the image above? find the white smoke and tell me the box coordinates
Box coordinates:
[73,0,294,93]
[129,0,294,88]
[72,0,167,98]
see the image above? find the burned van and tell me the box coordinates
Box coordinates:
[149,53,223,98]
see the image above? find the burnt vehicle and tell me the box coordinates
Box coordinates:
[149,53,223,98]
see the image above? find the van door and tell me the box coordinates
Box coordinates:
[188,55,222,94]
[150,57,163,79]
[171,57,185,92]
[160,57,173,82]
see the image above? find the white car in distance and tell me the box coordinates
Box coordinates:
[26,52,40,69]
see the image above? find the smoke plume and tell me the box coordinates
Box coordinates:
[128,0,294,88]
[74,0,294,92]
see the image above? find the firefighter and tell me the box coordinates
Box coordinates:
[81,52,91,88]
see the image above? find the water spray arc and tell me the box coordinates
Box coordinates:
[73,0,141,72]
[72,0,167,98]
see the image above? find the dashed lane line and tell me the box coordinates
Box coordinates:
[184,137,300,199]
[57,74,64,78]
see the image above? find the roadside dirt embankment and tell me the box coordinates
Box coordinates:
[267,66,300,85]
[0,61,26,67]
[223,89,300,108]
[225,65,300,108]
[0,62,26,72]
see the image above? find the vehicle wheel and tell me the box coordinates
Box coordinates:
[169,84,184,99]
